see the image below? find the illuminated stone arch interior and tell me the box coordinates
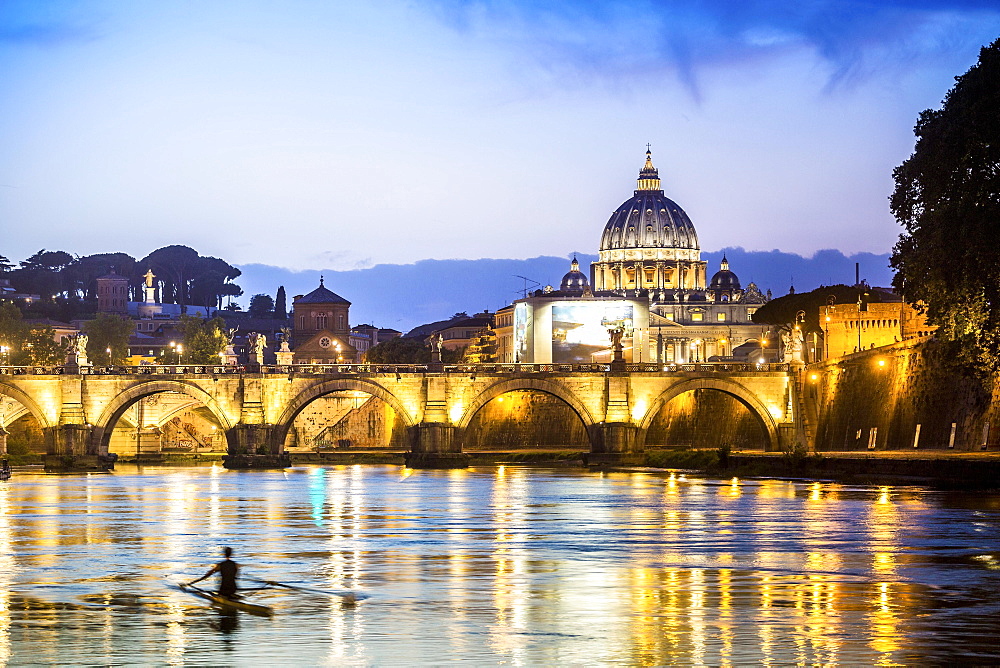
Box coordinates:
[641,380,776,451]
[0,390,48,457]
[93,381,235,456]
[282,389,407,451]
[461,387,593,450]
[275,379,415,452]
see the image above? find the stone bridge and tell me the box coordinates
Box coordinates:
[0,362,798,469]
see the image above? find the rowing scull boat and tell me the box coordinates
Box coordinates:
[179,583,274,617]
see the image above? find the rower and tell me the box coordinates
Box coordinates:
[188,546,239,598]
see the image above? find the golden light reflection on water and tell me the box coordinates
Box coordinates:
[489,465,529,663]
[0,467,995,664]
[0,484,12,665]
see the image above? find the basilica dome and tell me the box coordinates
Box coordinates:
[598,149,700,253]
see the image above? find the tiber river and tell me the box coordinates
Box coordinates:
[1,464,998,665]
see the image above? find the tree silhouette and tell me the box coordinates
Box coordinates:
[890,38,1000,372]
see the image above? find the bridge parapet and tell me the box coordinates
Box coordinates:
[0,362,793,377]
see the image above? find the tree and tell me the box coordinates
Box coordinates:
[364,336,463,363]
[365,337,429,363]
[890,38,1000,373]
[0,302,25,364]
[24,326,67,365]
[752,284,881,335]
[274,286,287,319]
[140,246,242,311]
[0,302,67,365]
[175,314,229,364]
[83,313,134,365]
[248,293,274,317]
[10,249,75,299]
[65,252,137,300]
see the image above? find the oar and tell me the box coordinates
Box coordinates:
[245,577,365,600]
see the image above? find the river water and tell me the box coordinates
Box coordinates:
[1,464,998,665]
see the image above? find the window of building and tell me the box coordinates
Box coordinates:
[664,311,674,321]
[717,312,726,322]
[691,312,703,322]
[316,314,327,330]
[338,314,345,329]
[747,307,757,318]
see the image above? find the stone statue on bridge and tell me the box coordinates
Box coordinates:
[66,333,90,368]
[608,327,625,364]
[275,328,294,366]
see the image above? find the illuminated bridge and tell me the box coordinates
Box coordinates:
[0,362,799,469]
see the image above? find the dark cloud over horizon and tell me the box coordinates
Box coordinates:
[237,247,893,332]
[425,0,1000,97]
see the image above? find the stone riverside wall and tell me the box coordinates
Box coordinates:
[807,339,1000,451]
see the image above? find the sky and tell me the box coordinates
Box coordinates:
[2,1,999,276]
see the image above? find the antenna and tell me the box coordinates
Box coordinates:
[514,275,540,299]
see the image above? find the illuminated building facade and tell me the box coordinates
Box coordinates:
[822,299,936,359]
[95,268,130,314]
[291,277,358,363]
[502,150,769,363]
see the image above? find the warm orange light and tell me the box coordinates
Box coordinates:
[877,358,887,368]
[809,373,818,381]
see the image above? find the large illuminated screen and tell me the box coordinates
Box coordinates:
[551,302,633,363]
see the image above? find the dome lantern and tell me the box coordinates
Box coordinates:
[636,146,661,192]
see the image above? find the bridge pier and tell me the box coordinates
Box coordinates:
[44,424,112,472]
[223,424,290,469]
[586,422,644,467]
[405,422,469,469]
[0,425,6,455]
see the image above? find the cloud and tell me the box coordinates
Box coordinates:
[0,0,101,47]
[0,23,95,45]
[420,0,1000,96]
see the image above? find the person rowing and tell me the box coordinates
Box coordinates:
[188,546,239,599]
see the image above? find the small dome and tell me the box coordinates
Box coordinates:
[560,257,589,295]
[709,255,741,291]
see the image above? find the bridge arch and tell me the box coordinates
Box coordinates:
[456,378,598,431]
[92,380,236,454]
[638,377,780,450]
[273,378,416,448]
[0,380,54,430]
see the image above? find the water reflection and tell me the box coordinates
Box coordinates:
[0,466,998,664]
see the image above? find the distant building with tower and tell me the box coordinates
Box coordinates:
[291,277,357,363]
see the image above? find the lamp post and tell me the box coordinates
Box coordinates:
[0,344,8,366]
[824,296,836,359]
[105,347,111,365]
[177,344,184,365]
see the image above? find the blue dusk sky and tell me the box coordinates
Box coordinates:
[1,1,999,274]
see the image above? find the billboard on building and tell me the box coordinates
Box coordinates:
[514,302,528,363]
[551,302,634,363]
